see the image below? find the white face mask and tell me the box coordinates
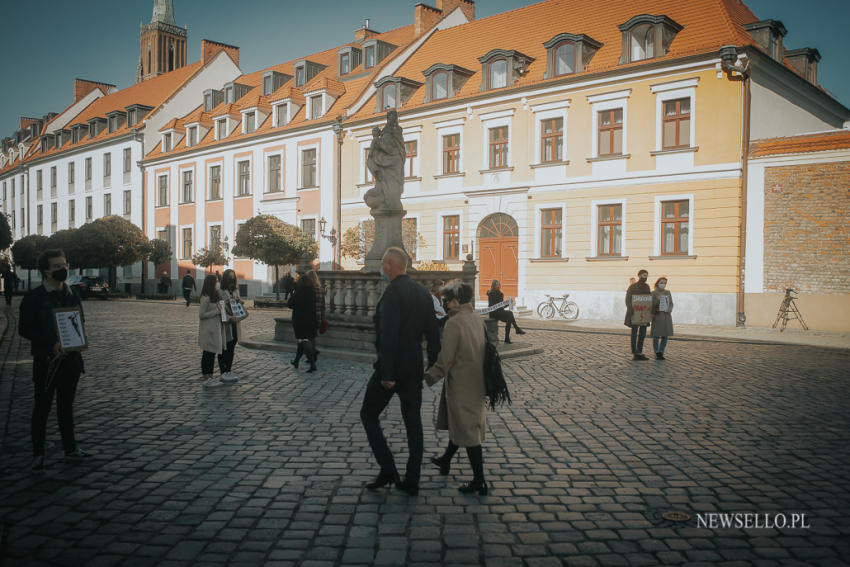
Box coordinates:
[215,282,221,290]
[657,283,666,290]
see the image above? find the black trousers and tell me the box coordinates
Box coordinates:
[31,355,81,457]
[491,310,520,339]
[218,328,237,373]
[360,373,423,484]
[4,287,12,305]
[201,351,216,374]
[630,325,647,354]
[183,289,192,306]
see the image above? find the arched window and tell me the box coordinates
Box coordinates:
[630,24,654,61]
[489,59,507,89]
[432,71,448,100]
[554,42,575,76]
[147,47,151,74]
[382,84,396,109]
[169,43,175,71]
[477,213,518,238]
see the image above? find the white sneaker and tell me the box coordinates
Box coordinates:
[203,376,223,388]
[220,372,238,383]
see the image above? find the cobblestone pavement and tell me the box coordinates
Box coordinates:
[1,299,849,567]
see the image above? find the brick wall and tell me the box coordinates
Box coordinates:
[763,161,850,292]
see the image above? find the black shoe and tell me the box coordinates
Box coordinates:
[314,350,320,360]
[395,477,419,496]
[430,455,451,475]
[504,337,511,344]
[458,479,488,495]
[290,359,299,369]
[515,328,526,335]
[632,353,648,360]
[366,470,399,490]
[306,364,317,373]
[656,352,665,360]
[64,447,91,461]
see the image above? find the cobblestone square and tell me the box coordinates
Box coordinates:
[1,299,849,566]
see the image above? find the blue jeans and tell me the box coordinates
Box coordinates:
[653,336,668,353]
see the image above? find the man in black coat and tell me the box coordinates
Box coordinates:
[361,246,440,495]
[181,269,196,307]
[625,269,652,360]
[19,249,90,471]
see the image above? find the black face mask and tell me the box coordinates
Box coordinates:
[50,268,68,282]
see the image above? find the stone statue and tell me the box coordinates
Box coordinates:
[364,110,405,212]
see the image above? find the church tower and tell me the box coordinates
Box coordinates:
[137,0,188,83]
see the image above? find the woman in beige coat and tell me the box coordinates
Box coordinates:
[198,275,227,388]
[425,280,488,495]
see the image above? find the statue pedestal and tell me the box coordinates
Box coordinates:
[364,208,407,271]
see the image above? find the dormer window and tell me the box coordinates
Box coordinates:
[423,64,474,103]
[88,118,107,139]
[309,95,323,120]
[293,60,326,88]
[163,133,172,152]
[261,71,290,96]
[244,112,256,133]
[341,53,350,75]
[216,119,228,140]
[40,135,55,153]
[361,39,397,70]
[107,111,127,133]
[125,104,153,127]
[478,49,534,92]
[203,89,224,111]
[374,76,422,112]
[744,20,787,62]
[295,66,305,87]
[338,47,362,76]
[187,126,198,147]
[618,15,682,64]
[543,33,603,78]
[71,124,85,144]
[364,46,376,68]
[785,47,821,84]
[223,82,251,103]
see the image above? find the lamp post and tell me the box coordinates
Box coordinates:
[319,216,337,248]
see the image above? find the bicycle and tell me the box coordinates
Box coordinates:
[536,294,579,320]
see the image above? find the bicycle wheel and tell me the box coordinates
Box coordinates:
[538,303,555,319]
[560,301,579,320]
[536,301,549,318]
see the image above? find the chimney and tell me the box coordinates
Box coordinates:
[355,18,380,42]
[19,117,41,130]
[202,39,240,66]
[74,78,117,103]
[436,0,475,21]
[414,3,443,37]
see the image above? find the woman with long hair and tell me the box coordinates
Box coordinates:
[486,279,525,344]
[425,280,489,495]
[198,274,227,387]
[218,269,246,382]
[650,276,674,359]
[287,272,319,372]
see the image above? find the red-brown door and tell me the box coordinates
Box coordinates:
[477,214,519,300]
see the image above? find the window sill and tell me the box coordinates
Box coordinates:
[585,255,629,261]
[298,186,319,190]
[530,257,569,262]
[530,161,569,169]
[649,255,697,260]
[179,201,194,206]
[262,192,288,201]
[404,176,422,182]
[433,172,465,180]
[586,154,630,163]
[155,205,169,209]
[235,194,253,199]
[207,198,223,202]
[651,146,698,156]
[479,166,515,174]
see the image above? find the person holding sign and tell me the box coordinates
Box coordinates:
[198,275,230,388]
[19,249,90,472]
[624,269,652,360]
[651,277,674,360]
[218,269,247,383]
[486,280,525,344]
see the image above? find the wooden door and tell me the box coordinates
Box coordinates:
[477,214,519,300]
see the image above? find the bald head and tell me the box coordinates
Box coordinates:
[381,246,408,280]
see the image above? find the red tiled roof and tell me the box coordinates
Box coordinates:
[750,130,850,157]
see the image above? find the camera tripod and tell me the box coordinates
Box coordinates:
[772,288,808,332]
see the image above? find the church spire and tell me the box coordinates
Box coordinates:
[137,0,187,82]
[151,0,177,27]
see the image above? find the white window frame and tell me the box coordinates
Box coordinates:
[186,125,198,147]
[533,203,567,259]
[236,158,253,197]
[233,221,247,258]
[242,111,256,135]
[215,118,228,141]
[436,210,464,261]
[531,100,570,165]
[480,109,514,171]
[180,224,194,260]
[179,168,193,203]
[403,130,421,179]
[308,94,324,120]
[653,193,694,256]
[359,140,373,185]
[651,79,698,152]
[590,198,627,257]
[157,174,169,207]
[208,163,223,200]
[207,222,223,249]
[273,103,289,127]
[402,214,421,261]
[435,118,464,176]
[299,215,318,241]
[298,144,319,189]
[588,89,630,158]
[265,151,284,193]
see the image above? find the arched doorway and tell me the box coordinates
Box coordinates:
[477,213,518,300]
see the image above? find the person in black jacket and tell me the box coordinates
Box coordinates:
[625,269,652,360]
[181,270,196,307]
[361,247,440,496]
[287,274,318,372]
[486,280,525,344]
[19,249,90,472]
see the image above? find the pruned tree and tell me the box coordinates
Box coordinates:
[46,228,84,272]
[11,234,48,289]
[0,212,12,252]
[192,240,230,270]
[146,238,173,267]
[76,215,148,288]
[232,214,317,299]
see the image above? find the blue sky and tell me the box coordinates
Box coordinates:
[1,0,848,137]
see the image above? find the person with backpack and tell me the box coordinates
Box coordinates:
[425,280,489,495]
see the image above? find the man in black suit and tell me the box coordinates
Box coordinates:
[361,246,440,495]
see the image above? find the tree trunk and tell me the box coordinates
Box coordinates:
[274,265,280,300]
[28,270,31,290]
[141,260,147,294]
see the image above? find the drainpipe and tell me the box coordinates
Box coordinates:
[333,118,344,270]
[133,129,147,293]
[720,45,751,327]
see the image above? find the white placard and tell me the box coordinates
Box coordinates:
[230,298,247,319]
[659,295,670,313]
[53,307,87,351]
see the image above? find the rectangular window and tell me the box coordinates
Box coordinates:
[20,208,25,230]
[209,165,221,200]
[402,217,418,260]
[69,200,75,227]
[68,162,75,191]
[216,120,227,140]
[267,155,281,192]
[157,175,168,207]
[85,157,92,182]
[182,170,193,203]
[51,202,57,230]
[263,75,272,95]
[37,170,43,199]
[365,46,375,68]
[597,204,622,256]
[442,215,460,260]
[598,109,623,156]
[295,66,305,87]
[182,228,192,260]
[364,148,373,183]
[340,53,350,75]
[443,134,460,174]
[210,225,221,247]
[50,166,57,189]
[309,96,322,120]
[301,148,317,188]
[661,199,689,255]
[489,126,508,169]
[163,133,172,152]
[540,208,562,257]
[245,112,256,134]
[123,190,131,216]
[123,148,131,173]
[85,197,92,221]
[662,98,691,149]
[301,218,316,241]
[104,193,112,216]
[188,127,197,147]
[103,153,111,177]
[541,118,564,163]
[157,229,168,242]
[238,160,251,196]
[405,140,417,178]
[37,205,43,233]
[275,104,287,127]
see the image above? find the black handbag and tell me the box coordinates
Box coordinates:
[483,326,510,410]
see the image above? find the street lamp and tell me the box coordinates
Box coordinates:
[319,217,337,246]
